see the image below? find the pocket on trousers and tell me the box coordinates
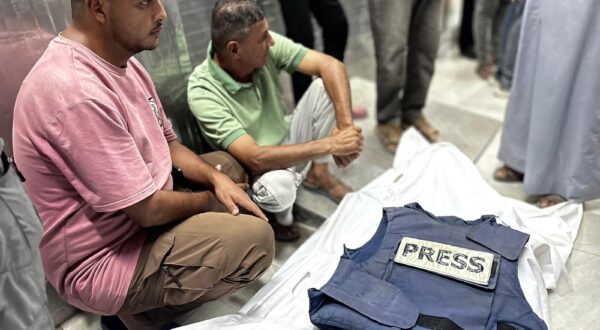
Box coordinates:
[160,235,227,305]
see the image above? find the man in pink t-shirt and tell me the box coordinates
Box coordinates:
[12,0,273,328]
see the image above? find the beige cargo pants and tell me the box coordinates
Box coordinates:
[117,151,275,326]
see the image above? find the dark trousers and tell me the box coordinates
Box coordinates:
[278,0,348,103]
[369,0,443,124]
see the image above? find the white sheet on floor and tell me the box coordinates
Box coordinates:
[178,128,583,330]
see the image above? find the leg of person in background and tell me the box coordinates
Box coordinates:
[495,1,515,91]
[496,0,525,95]
[473,0,501,80]
[309,0,348,61]
[278,0,314,104]
[401,0,443,143]
[279,0,367,118]
[309,0,367,119]
[460,0,476,58]
[369,0,413,153]
[491,1,509,65]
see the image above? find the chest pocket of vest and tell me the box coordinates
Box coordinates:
[382,236,501,329]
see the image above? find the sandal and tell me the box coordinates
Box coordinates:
[537,194,566,208]
[476,63,495,80]
[493,165,524,182]
[376,122,403,154]
[269,220,301,242]
[406,115,440,142]
[303,173,353,204]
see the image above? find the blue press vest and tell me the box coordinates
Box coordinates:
[308,203,547,330]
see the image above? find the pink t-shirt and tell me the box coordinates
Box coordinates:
[12,36,176,314]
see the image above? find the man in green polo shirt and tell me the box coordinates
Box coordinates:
[188,0,363,241]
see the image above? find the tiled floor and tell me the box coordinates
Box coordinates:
[57,27,598,330]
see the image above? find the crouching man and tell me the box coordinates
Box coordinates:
[12,0,273,328]
[188,0,364,241]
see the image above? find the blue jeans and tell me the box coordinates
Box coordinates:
[497,1,526,89]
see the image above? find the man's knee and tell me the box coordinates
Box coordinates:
[223,215,275,280]
[201,151,248,183]
[251,170,302,213]
[307,77,325,93]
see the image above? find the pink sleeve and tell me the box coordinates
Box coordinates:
[43,100,157,212]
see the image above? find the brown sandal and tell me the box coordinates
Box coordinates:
[303,175,353,204]
[537,194,566,208]
[376,122,403,154]
[493,165,524,182]
[405,115,440,142]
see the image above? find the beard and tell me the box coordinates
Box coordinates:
[109,20,159,55]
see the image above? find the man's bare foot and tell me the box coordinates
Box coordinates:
[405,114,440,143]
[537,194,566,208]
[303,163,353,203]
[376,122,403,154]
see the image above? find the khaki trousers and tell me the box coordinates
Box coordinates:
[117,151,275,325]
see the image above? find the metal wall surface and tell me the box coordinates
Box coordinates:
[0,0,371,155]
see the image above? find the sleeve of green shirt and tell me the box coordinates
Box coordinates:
[269,31,308,73]
[188,88,246,150]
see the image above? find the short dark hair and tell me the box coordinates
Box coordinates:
[211,0,266,52]
[71,0,85,19]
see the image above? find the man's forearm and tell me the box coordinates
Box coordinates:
[319,60,354,129]
[169,140,218,188]
[124,189,222,227]
[245,140,331,174]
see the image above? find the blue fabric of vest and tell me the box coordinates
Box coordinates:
[308,203,548,330]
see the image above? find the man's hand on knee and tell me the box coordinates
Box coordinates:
[213,173,268,221]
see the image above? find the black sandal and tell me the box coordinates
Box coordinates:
[269,221,300,242]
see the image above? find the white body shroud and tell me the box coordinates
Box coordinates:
[179,128,583,329]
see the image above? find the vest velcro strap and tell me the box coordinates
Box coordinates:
[416,314,464,330]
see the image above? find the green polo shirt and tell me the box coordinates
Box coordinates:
[187,32,308,150]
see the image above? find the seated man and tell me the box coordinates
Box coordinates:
[188,0,364,241]
[12,0,273,329]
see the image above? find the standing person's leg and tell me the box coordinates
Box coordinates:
[473,0,501,79]
[309,0,348,61]
[491,1,509,63]
[499,2,525,90]
[459,0,476,58]
[496,1,517,85]
[278,0,314,103]
[310,0,368,119]
[368,0,413,152]
[401,0,443,142]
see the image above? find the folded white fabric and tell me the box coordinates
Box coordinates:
[252,169,303,213]
[178,128,583,329]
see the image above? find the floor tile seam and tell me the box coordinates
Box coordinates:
[571,247,600,258]
[428,99,506,123]
[473,126,503,165]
